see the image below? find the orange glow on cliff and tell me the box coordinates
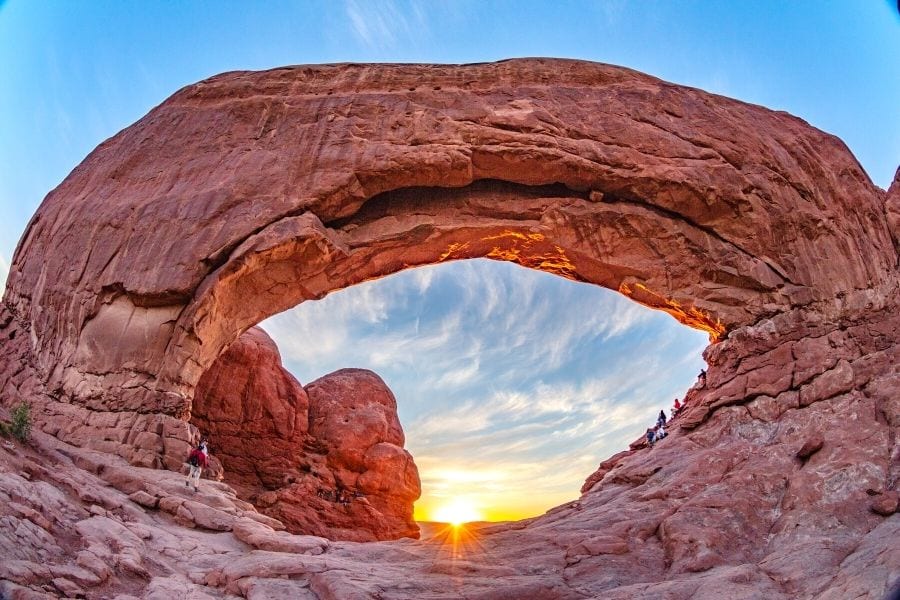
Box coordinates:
[439,231,578,280]
[439,241,471,261]
[619,282,726,342]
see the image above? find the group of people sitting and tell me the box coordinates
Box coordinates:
[645,395,690,447]
[644,369,705,448]
[316,487,360,505]
[645,410,669,447]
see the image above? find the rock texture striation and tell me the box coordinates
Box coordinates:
[193,327,420,541]
[0,58,898,597]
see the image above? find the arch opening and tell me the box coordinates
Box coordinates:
[167,177,779,403]
[189,258,709,540]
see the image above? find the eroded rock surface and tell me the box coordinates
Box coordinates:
[193,327,420,541]
[0,58,898,597]
[1,59,896,470]
[192,326,310,490]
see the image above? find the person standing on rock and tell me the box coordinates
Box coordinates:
[186,440,209,492]
[657,409,667,427]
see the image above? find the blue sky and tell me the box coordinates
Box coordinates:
[1,1,898,518]
[263,260,707,518]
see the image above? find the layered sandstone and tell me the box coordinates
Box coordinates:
[193,327,420,541]
[0,59,897,597]
[1,59,895,471]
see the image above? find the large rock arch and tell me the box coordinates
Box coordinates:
[0,58,896,474]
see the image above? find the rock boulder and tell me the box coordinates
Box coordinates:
[192,326,309,489]
[193,329,420,541]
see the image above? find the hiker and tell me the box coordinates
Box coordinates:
[698,369,707,388]
[656,423,667,440]
[672,398,682,416]
[657,409,667,428]
[646,427,656,447]
[186,439,209,492]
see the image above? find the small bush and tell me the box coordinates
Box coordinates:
[10,402,31,442]
[0,420,9,438]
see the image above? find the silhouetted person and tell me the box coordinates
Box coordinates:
[698,369,707,388]
[657,409,667,427]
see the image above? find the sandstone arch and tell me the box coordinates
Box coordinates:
[0,58,896,471]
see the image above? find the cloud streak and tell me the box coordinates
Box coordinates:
[344,0,430,52]
[262,259,708,519]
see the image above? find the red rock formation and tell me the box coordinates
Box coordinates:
[0,59,897,596]
[192,327,420,541]
[574,302,899,595]
[254,369,421,542]
[192,326,309,489]
[2,60,895,466]
[887,166,900,249]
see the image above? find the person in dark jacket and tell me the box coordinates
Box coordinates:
[185,440,209,492]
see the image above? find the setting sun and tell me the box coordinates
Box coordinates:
[431,498,484,526]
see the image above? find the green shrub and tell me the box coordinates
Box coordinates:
[0,420,8,438]
[9,402,31,442]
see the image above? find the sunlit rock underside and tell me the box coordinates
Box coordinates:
[0,58,897,598]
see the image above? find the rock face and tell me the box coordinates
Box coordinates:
[888,166,900,250]
[192,326,309,489]
[193,327,420,541]
[0,58,898,597]
[573,304,899,597]
[2,59,895,458]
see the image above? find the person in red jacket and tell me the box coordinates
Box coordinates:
[185,440,209,492]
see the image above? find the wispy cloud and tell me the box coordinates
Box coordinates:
[261,258,708,519]
[344,0,430,52]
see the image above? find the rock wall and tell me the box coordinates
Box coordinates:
[1,59,896,472]
[192,327,310,490]
[192,327,420,541]
[570,292,898,596]
[0,58,897,596]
